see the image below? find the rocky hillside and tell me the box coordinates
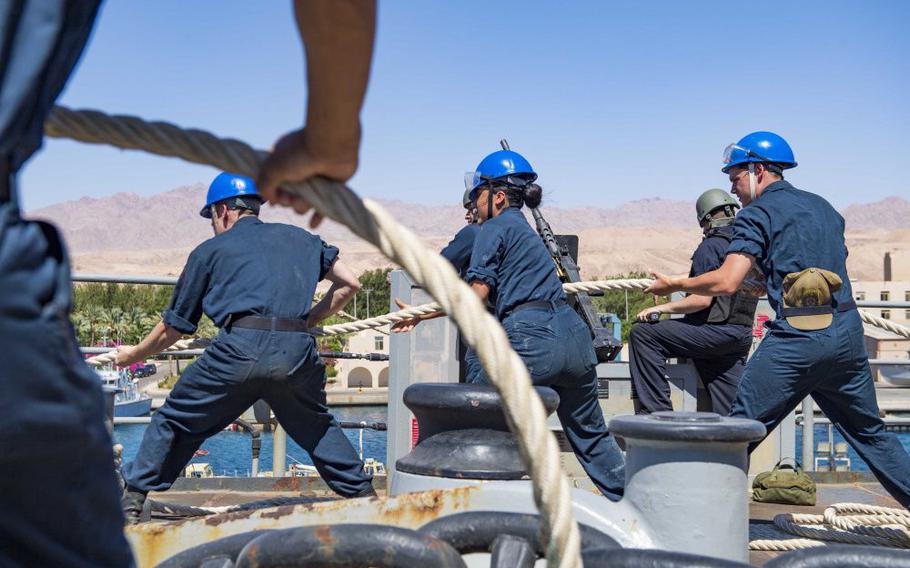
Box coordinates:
[26,188,909,280]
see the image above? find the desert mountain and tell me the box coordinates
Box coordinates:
[27,187,910,281]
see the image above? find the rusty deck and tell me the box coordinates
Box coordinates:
[138,479,903,566]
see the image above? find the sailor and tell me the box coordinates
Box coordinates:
[440,190,481,277]
[629,189,758,415]
[646,131,910,506]
[0,3,373,562]
[440,190,483,380]
[115,173,376,523]
[395,148,625,501]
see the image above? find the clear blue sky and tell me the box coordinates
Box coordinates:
[20,0,909,211]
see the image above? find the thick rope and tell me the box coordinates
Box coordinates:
[86,337,212,366]
[82,279,652,365]
[85,284,910,369]
[860,310,910,339]
[749,503,910,550]
[47,106,580,568]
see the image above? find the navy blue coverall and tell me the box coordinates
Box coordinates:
[728,180,910,506]
[440,223,483,379]
[465,207,625,501]
[122,217,373,497]
[629,226,753,415]
[0,3,134,567]
[441,223,480,278]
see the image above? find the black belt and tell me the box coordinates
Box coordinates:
[780,299,857,318]
[510,299,566,316]
[228,314,310,332]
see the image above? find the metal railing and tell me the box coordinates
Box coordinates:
[797,297,910,471]
[73,273,178,285]
[856,300,910,309]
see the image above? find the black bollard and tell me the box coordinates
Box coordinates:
[392,383,559,493]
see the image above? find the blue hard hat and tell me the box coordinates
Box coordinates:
[200,172,261,218]
[722,131,797,174]
[465,149,537,200]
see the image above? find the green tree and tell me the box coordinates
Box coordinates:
[591,271,668,343]
[102,306,126,344]
[351,268,392,319]
[83,304,105,345]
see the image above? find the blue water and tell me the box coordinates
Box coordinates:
[795,425,910,472]
[116,411,910,476]
[115,406,388,477]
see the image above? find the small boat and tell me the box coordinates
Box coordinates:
[96,367,153,417]
[184,463,215,478]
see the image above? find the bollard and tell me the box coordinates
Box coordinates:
[101,385,120,435]
[609,411,765,563]
[391,383,559,495]
[272,424,287,477]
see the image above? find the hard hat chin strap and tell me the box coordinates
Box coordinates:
[486,187,494,221]
[747,163,757,202]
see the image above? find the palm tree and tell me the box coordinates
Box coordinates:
[84,304,105,345]
[70,312,89,345]
[102,306,125,345]
[124,306,148,344]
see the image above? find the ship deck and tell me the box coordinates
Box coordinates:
[140,475,903,566]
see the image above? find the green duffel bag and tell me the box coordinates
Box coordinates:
[752,459,816,506]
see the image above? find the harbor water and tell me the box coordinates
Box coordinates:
[795,424,910,472]
[115,407,910,476]
[115,405,387,477]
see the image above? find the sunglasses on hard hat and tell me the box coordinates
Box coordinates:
[722,143,773,167]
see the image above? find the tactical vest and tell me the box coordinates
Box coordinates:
[704,229,759,327]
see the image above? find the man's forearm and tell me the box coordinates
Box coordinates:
[308,283,357,327]
[675,272,735,296]
[659,294,713,315]
[295,0,376,141]
[132,322,183,362]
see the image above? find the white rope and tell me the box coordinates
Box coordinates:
[47,106,580,568]
[749,503,910,551]
[85,337,211,366]
[317,303,441,335]
[860,310,910,339]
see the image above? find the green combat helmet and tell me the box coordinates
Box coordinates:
[696,188,739,228]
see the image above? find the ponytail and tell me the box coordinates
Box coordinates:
[501,182,544,209]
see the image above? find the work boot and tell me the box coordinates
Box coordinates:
[121,488,149,525]
[352,486,377,499]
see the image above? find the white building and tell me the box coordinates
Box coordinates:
[851,280,910,324]
[332,327,390,390]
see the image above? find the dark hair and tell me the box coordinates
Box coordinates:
[763,163,785,179]
[498,182,543,209]
[232,195,262,216]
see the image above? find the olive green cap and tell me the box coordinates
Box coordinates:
[781,268,843,331]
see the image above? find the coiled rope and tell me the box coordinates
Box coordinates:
[750,503,910,551]
[47,106,580,568]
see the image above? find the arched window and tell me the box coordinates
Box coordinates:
[348,367,372,388]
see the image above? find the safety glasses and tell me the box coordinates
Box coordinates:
[722,143,773,166]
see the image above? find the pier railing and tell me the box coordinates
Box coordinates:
[74,274,910,475]
[799,299,910,472]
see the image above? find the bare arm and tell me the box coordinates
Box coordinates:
[258,0,377,225]
[645,253,756,297]
[114,321,183,366]
[391,280,490,333]
[635,294,713,322]
[308,259,362,327]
